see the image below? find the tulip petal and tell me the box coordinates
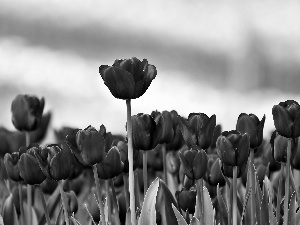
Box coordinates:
[179,150,196,180]
[193,150,208,180]
[236,114,257,147]
[272,105,293,138]
[197,114,216,149]
[140,64,157,96]
[103,66,135,99]
[178,116,197,148]
[236,133,250,166]
[99,65,109,80]
[81,132,105,166]
[50,144,73,180]
[292,109,300,138]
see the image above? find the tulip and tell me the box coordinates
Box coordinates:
[270,131,296,163]
[99,57,157,99]
[178,113,216,149]
[272,100,300,139]
[176,189,197,214]
[35,143,74,181]
[4,152,23,182]
[11,94,45,132]
[220,161,247,178]
[179,147,208,180]
[19,146,46,185]
[96,146,124,180]
[207,158,225,187]
[216,130,250,167]
[75,125,106,166]
[236,113,265,149]
[131,113,162,151]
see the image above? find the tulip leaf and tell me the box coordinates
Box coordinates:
[260,181,269,225]
[172,204,188,225]
[190,217,201,225]
[287,192,296,225]
[2,194,18,225]
[217,185,229,225]
[138,178,159,225]
[203,186,214,225]
[240,186,251,225]
[0,215,3,225]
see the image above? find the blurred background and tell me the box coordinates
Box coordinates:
[1,0,300,139]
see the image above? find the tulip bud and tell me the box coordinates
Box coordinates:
[35,143,74,180]
[176,189,196,214]
[96,146,124,179]
[19,146,46,185]
[236,113,265,150]
[99,57,157,100]
[11,94,45,131]
[131,113,161,151]
[216,130,250,167]
[4,152,23,182]
[118,141,140,173]
[207,158,225,187]
[270,131,296,163]
[179,147,208,180]
[151,110,175,144]
[272,100,300,139]
[75,125,106,166]
[178,113,216,149]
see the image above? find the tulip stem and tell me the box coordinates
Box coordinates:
[38,185,51,225]
[196,178,204,224]
[276,167,284,222]
[105,179,112,223]
[25,131,32,225]
[250,148,256,225]
[93,164,106,225]
[18,183,25,225]
[162,144,168,186]
[123,173,130,210]
[143,150,148,196]
[283,138,291,225]
[58,180,69,225]
[232,166,237,225]
[110,179,121,225]
[126,99,136,225]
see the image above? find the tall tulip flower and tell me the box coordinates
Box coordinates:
[272,100,300,139]
[11,94,45,132]
[99,57,157,100]
[99,57,157,225]
[178,113,216,150]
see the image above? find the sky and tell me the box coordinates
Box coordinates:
[1,0,300,140]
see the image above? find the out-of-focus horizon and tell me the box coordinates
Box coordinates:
[1,1,300,139]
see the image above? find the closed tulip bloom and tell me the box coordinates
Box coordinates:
[131,113,162,151]
[96,146,124,180]
[19,146,46,185]
[272,100,300,139]
[176,189,196,214]
[236,113,265,149]
[179,147,208,180]
[11,94,45,131]
[35,143,74,180]
[99,57,157,99]
[270,131,297,163]
[75,125,106,166]
[216,130,250,167]
[4,152,23,182]
[151,110,175,144]
[178,113,216,149]
[208,158,225,187]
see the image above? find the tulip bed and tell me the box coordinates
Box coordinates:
[1,57,300,225]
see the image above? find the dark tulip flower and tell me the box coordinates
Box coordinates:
[166,151,180,175]
[207,158,225,187]
[270,131,297,163]
[151,110,175,145]
[75,125,106,166]
[99,57,157,99]
[272,100,300,139]
[96,146,124,180]
[179,147,208,180]
[236,113,265,149]
[216,130,250,167]
[4,152,23,182]
[35,143,74,180]
[210,124,222,149]
[19,146,46,185]
[176,189,196,214]
[11,94,45,131]
[178,113,216,149]
[131,113,162,151]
